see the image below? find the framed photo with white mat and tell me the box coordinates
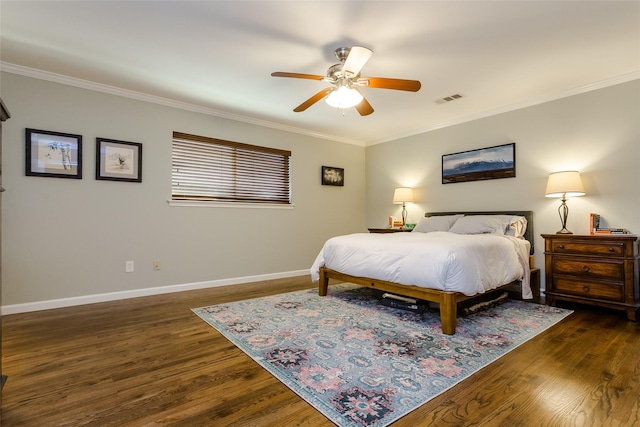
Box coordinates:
[96,138,142,183]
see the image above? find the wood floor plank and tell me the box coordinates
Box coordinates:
[2,277,640,426]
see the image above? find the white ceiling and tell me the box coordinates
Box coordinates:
[1,1,639,146]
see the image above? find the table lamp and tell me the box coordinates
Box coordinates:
[393,187,414,226]
[545,171,585,234]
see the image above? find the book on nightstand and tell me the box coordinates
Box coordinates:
[595,228,632,235]
[590,213,633,234]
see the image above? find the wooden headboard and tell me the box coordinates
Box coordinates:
[425,211,534,255]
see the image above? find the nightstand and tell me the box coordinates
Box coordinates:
[542,234,640,320]
[367,228,412,233]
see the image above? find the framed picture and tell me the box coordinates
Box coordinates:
[96,138,142,182]
[322,166,344,186]
[25,128,82,179]
[442,143,515,184]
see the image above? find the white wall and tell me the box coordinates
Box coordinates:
[366,80,640,278]
[1,72,366,309]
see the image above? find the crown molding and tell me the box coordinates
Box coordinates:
[0,62,365,147]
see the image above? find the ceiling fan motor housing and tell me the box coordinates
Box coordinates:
[326,64,359,83]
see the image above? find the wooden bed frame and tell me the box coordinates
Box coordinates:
[318,211,534,335]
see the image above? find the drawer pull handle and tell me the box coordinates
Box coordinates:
[582,266,591,273]
[557,245,565,250]
[583,286,590,293]
[608,247,615,252]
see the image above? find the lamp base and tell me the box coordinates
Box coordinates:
[556,197,573,235]
[556,228,573,234]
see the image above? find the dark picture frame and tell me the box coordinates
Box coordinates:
[321,166,344,186]
[96,138,142,182]
[25,128,82,179]
[442,143,515,184]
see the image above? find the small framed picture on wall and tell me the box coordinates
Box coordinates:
[25,128,83,179]
[96,138,142,183]
[322,166,344,186]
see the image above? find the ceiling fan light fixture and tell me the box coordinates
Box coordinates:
[325,86,363,109]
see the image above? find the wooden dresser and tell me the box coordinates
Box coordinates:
[542,234,640,320]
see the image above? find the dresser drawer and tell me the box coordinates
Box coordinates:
[553,277,624,302]
[550,240,625,257]
[552,258,624,280]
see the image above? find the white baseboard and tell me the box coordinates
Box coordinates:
[1,269,310,315]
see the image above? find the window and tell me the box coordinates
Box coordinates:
[172,132,291,205]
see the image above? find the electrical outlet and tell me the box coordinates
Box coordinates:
[125,261,134,273]
[153,260,160,271]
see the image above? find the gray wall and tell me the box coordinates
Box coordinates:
[1,72,366,309]
[366,79,640,276]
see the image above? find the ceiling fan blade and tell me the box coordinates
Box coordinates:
[342,46,373,77]
[293,87,333,112]
[271,72,324,81]
[354,89,374,116]
[357,77,421,92]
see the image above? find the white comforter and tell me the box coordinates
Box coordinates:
[310,231,532,298]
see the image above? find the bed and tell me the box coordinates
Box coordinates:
[310,211,535,335]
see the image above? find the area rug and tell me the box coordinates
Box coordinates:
[193,284,572,427]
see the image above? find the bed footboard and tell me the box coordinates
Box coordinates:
[318,267,468,335]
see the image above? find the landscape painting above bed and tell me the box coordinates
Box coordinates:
[311,211,534,335]
[442,143,516,184]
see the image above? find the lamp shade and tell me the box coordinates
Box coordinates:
[325,86,363,109]
[393,187,414,203]
[545,171,585,198]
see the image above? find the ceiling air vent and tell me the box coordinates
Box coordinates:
[435,93,463,104]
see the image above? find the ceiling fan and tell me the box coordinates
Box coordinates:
[271,46,421,116]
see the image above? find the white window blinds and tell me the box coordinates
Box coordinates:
[172,132,291,204]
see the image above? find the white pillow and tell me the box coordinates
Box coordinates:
[482,215,528,238]
[504,216,527,238]
[448,215,512,235]
[412,214,463,233]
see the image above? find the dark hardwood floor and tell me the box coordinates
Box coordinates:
[1,276,639,426]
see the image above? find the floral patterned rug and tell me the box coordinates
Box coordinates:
[193,283,572,427]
